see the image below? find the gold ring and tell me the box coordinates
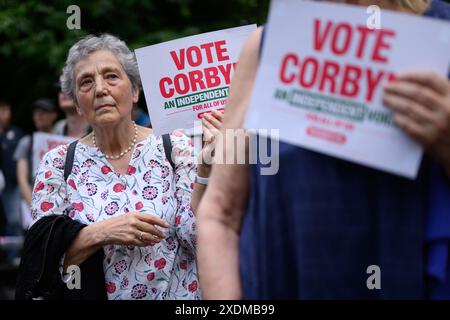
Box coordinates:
[139,232,144,241]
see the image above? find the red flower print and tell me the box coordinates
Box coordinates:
[135,202,144,210]
[34,181,45,192]
[175,215,181,226]
[173,147,181,156]
[44,171,52,179]
[106,282,116,294]
[101,165,112,174]
[190,182,194,190]
[113,183,126,193]
[188,280,198,292]
[68,179,77,190]
[40,201,54,212]
[180,260,188,270]
[154,258,166,270]
[72,202,84,211]
[127,165,136,175]
[146,272,155,282]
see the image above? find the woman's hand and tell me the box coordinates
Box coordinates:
[383,71,450,176]
[91,212,170,247]
[197,109,223,177]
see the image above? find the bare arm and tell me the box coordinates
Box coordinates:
[191,166,210,214]
[197,27,262,299]
[17,158,32,206]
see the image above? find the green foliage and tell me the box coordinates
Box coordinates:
[0,0,269,130]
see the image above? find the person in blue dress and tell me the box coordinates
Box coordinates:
[197,0,450,299]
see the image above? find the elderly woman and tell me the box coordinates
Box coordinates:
[23,34,222,300]
[198,0,450,299]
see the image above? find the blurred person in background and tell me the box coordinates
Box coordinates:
[14,99,58,230]
[132,103,151,128]
[0,100,24,266]
[53,90,90,138]
[198,0,450,299]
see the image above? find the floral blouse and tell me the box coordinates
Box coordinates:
[30,131,200,300]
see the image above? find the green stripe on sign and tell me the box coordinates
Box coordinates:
[287,89,367,122]
[176,87,229,108]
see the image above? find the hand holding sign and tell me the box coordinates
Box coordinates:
[197,109,223,175]
[244,0,450,178]
[383,71,450,176]
[136,25,255,135]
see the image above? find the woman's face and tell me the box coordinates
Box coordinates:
[74,49,139,127]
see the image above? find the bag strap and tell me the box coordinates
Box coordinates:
[162,134,175,170]
[64,140,78,181]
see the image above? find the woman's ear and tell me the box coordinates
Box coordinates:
[132,88,140,104]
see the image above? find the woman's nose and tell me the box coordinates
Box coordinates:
[94,77,109,96]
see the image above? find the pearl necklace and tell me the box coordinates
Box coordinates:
[92,121,138,160]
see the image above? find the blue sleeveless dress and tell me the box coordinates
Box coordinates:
[240,0,450,299]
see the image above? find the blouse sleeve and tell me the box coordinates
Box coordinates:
[170,131,197,254]
[30,144,70,226]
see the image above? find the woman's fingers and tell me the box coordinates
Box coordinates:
[136,231,161,246]
[389,108,441,147]
[202,120,215,143]
[384,80,442,111]
[382,93,436,124]
[392,113,424,139]
[136,220,167,239]
[383,73,450,149]
[210,109,224,123]
[135,212,170,228]
[200,139,216,165]
[396,71,449,96]
[203,111,223,131]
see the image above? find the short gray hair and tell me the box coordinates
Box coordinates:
[60,33,141,101]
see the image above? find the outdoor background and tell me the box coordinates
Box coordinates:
[0,0,270,132]
[1,0,449,300]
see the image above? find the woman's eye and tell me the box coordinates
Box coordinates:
[106,74,118,79]
[81,79,92,87]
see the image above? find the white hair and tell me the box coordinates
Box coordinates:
[59,33,141,101]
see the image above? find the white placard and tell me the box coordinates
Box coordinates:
[32,132,76,176]
[136,25,256,135]
[244,0,450,179]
